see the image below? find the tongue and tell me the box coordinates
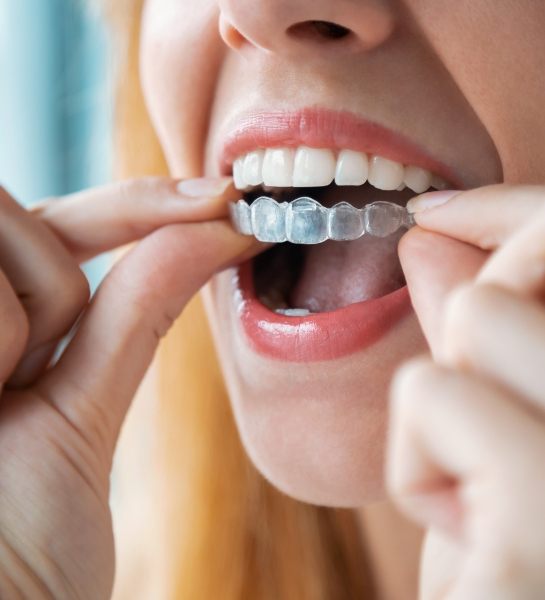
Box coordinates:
[290,230,405,312]
[288,184,408,313]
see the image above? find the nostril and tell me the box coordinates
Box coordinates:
[312,21,351,39]
[310,20,351,40]
[287,20,352,42]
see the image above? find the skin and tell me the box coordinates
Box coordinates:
[139,1,538,505]
[1,1,545,599]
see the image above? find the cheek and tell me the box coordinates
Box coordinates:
[140,0,225,175]
[410,0,545,182]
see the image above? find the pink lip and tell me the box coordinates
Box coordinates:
[219,106,464,188]
[235,262,413,362]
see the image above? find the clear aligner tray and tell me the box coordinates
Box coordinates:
[230,196,415,244]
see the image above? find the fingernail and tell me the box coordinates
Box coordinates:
[406,190,461,214]
[177,177,233,199]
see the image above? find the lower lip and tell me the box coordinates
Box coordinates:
[234,261,413,362]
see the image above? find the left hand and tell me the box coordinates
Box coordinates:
[387,184,545,599]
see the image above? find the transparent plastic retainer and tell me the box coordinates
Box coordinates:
[230,196,416,244]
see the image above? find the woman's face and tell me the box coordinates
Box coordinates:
[140,0,545,506]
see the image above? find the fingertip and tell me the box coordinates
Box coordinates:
[176,176,236,200]
[406,189,461,214]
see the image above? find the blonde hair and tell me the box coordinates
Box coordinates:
[104,1,372,597]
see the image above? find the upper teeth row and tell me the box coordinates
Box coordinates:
[233,146,449,193]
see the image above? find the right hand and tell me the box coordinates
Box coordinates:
[0,178,260,600]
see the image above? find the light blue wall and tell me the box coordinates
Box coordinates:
[0,1,64,202]
[0,0,113,292]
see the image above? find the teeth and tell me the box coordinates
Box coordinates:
[335,149,368,186]
[286,197,328,244]
[368,155,405,191]
[233,145,450,193]
[404,165,433,194]
[328,201,365,241]
[233,156,246,190]
[232,197,414,244]
[431,174,449,190]
[293,147,336,187]
[262,148,295,187]
[230,199,252,235]
[365,201,404,237]
[250,196,287,242]
[275,308,312,317]
[243,150,265,187]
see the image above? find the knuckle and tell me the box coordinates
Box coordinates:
[128,289,179,342]
[151,308,179,341]
[0,296,30,360]
[10,304,31,352]
[45,266,90,328]
[62,268,91,314]
[121,272,180,341]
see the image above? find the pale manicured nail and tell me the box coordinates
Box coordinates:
[177,177,233,199]
[406,190,461,214]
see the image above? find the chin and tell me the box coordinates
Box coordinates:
[202,268,426,507]
[231,388,389,507]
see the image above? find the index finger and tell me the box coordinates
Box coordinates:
[406,183,545,251]
[30,176,239,263]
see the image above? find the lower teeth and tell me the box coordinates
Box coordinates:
[274,308,313,317]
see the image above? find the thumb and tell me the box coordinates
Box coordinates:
[398,227,489,357]
[36,220,262,451]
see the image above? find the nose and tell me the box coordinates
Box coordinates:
[218,0,396,57]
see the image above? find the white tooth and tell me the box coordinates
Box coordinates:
[404,165,433,193]
[275,308,311,317]
[396,183,406,191]
[334,150,368,186]
[293,147,336,187]
[262,147,295,187]
[233,156,246,190]
[243,149,265,187]
[431,174,449,190]
[368,155,405,190]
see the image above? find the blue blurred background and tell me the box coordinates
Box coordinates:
[0,0,113,291]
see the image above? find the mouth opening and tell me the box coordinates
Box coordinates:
[247,182,411,314]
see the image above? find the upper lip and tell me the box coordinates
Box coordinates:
[218,106,467,189]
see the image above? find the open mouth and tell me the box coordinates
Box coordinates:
[231,146,449,315]
[218,107,460,361]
